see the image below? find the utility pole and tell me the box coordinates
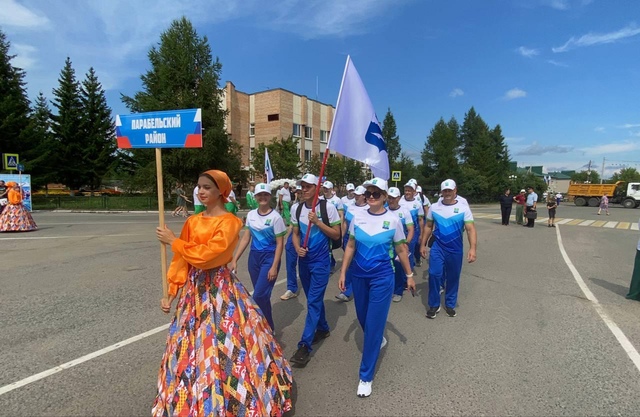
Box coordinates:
[587,160,592,183]
[600,157,605,184]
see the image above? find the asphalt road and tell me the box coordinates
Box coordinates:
[1,208,640,416]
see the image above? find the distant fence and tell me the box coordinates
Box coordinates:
[32,196,251,211]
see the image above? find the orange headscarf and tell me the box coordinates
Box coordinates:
[202,170,232,200]
[5,182,17,188]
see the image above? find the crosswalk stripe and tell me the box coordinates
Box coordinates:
[556,218,574,224]
[632,223,639,231]
[567,219,584,225]
[578,220,595,226]
[535,217,549,223]
[617,222,631,229]
[490,215,502,220]
[591,220,607,227]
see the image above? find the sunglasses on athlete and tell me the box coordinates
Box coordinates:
[364,191,383,199]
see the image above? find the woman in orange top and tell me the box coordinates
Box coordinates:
[152,169,292,417]
[0,182,37,232]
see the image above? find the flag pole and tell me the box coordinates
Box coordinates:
[156,148,168,300]
[302,55,351,248]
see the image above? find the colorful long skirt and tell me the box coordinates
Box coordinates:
[0,203,37,232]
[153,266,293,417]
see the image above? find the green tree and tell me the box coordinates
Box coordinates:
[421,117,461,186]
[610,167,640,183]
[121,17,245,192]
[24,92,57,190]
[571,170,600,184]
[300,154,322,176]
[343,158,366,187]
[0,30,32,158]
[395,151,421,187]
[381,108,401,165]
[51,57,86,193]
[80,67,116,191]
[252,136,301,181]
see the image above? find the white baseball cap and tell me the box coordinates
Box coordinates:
[295,184,302,191]
[364,177,388,192]
[388,187,401,198]
[441,179,457,191]
[404,181,416,190]
[322,180,334,189]
[354,185,366,195]
[416,185,423,193]
[254,183,271,195]
[346,183,355,191]
[298,173,319,185]
[520,189,526,193]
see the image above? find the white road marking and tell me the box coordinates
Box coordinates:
[0,234,145,241]
[578,220,595,226]
[632,223,639,231]
[0,277,288,396]
[555,225,640,373]
[604,221,618,228]
[556,218,574,224]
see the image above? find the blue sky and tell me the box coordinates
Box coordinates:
[2,0,640,177]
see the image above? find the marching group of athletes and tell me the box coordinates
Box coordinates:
[232,173,477,398]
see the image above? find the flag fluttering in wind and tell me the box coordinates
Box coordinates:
[327,55,390,179]
[265,148,274,184]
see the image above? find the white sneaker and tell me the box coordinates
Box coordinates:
[280,290,298,300]
[392,294,402,303]
[380,337,387,349]
[357,380,372,397]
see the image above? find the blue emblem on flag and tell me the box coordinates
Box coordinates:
[365,121,386,153]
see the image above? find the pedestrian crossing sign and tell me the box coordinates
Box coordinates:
[391,171,401,182]
[3,153,19,171]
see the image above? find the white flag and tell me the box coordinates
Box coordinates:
[327,56,390,180]
[264,148,274,184]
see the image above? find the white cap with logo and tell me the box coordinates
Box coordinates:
[254,183,271,194]
[322,180,334,189]
[364,177,389,192]
[404,181,416,190]
[354,185,366,195]
[298,173,319,186]
[346,183,355,191]
[441,179,457,191]
[388,187,401,198]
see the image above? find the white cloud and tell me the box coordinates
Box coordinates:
[547,59,569,67]
[580,141,640,154]
[505,137,525,143]
[516,46,540,58]
[517,141,573,155]
[594,127,605,133]
[543,0,593,10]
[503,88,527,100]
[449,88,464,98]
[10,44,38,70]
[553,23,640,53]
[617,123,640,129]
[0,0,49,28]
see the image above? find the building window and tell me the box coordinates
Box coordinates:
[304,149,312,161]
[293,123,302,137]
[319,151,324,160]
[249,123,255,136]
[249,147,254,162]
[320,130,329,143]
[268,114,279,122]
[304,126,312,139]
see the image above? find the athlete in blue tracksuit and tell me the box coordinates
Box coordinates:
[335,185,368,301]
[400,182,425,271]
[387,187,415,301]
[339,178,415,398]
[420,179,477,319]
[281,187,304,300]
[230,183,286,330]
[290,174,341,367]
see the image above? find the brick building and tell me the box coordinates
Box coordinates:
[221,81,336,180]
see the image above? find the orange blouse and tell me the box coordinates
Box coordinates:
[167,212,243,296]
[8,189,22,205]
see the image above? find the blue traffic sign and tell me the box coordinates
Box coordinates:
[17,164,24,172]
[115,109,202,149]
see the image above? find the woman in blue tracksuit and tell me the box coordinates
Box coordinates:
[231,183,286,330]
[335,185,368,302]
[338,178,415,398]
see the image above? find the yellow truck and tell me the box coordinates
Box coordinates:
[568,181,640,208]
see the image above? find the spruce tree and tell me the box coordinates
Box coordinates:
[421,117,461,185]
[80,67,115,190]
[0,30,32,156]
[381,108,401,165]
[121,17,245,190]
[51,57,85,192]
[25,92,57,189]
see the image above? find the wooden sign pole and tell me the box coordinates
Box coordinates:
[156,148,168,299]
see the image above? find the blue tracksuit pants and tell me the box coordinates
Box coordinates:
[298,258,331,350]
[427,242,463,309]
[393,257,405,296]
[339,235,353,298]
[285,233,298,293]
[248,250,279,330]
[352,273,394,382]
